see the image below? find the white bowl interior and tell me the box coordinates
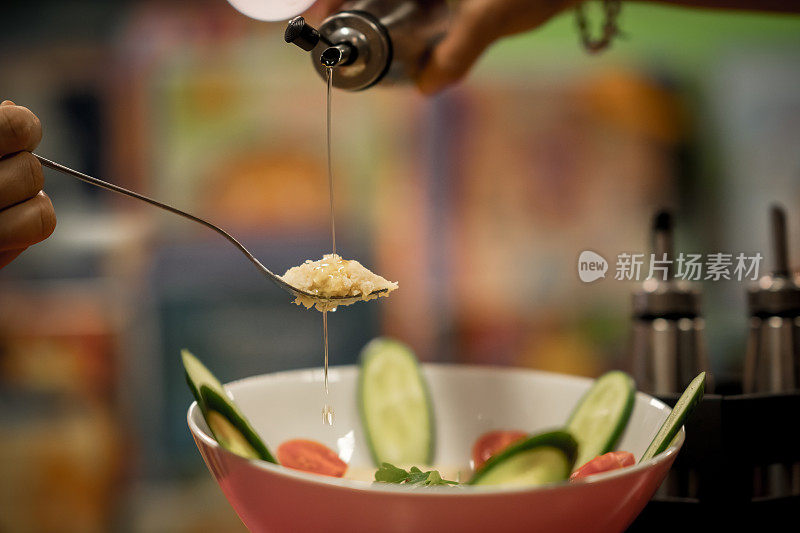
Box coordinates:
[190,364,674,476]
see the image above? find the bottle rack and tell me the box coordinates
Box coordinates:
[629,387,800,530]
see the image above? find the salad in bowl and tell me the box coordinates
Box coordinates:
[184,338,704,532]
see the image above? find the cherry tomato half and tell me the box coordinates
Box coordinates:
[472,430,528,470]
[277,439,347,477]
[569,451,635,481]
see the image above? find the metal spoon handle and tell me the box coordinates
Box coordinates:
[34,153,281,282]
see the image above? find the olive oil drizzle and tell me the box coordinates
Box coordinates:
[327,66,337,255]
[322,67,335,426]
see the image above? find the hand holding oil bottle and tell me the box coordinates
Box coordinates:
[287,0,798,93]
[1,1,799,270]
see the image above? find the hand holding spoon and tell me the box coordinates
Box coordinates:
[34,154,389,307]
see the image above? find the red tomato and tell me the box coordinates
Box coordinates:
[277,439,347,477]
[569,451,635,481]
[472,430,528,470]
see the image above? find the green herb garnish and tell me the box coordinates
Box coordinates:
[374,463,458,486]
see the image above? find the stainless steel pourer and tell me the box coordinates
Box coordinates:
[743,204,800,498]
[630,210,711,395]
[285,0,448,91]
[743,205,800,393]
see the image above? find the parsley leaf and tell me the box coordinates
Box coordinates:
[374,462,410,483]
[374,463,458,486]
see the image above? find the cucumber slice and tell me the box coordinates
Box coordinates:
[182,349,226,405]
[640,372,705,463]
[566,370,635,469]
[358,338,434,466]
[200,386,276,463]
[181,349,276,463]
[469,430,577,487]
[206,410,261,460]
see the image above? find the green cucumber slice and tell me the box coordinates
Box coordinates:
[182,349,276,463]
[200,386,276,463]
[206,408,261,460]
[358,338,434,466]
[469,430,577,487]
[566,370,635,469]
[182,349,226,405]
[640,372,705,463]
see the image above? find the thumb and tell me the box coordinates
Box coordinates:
[416,7,497,95]
[0,248,27,270]
[1,100,16,106]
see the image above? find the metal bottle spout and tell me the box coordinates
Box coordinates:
[320,44,356,68]
[285,17,355,69]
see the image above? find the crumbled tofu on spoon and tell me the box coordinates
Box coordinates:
[281,254,398,312]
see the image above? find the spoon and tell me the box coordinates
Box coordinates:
[34,154,387,306]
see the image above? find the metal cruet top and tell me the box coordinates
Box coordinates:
[747,205,800,318]
[633,210,702,320]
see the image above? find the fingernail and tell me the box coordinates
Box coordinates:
[1,100,15,106]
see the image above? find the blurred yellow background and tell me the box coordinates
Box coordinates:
[1,0,799,531]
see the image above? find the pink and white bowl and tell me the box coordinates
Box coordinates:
[187,364,683,533]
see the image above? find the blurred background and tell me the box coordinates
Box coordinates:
[0,0,798,530]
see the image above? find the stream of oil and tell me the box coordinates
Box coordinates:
[327,66,337,257]
[321,66,336,426]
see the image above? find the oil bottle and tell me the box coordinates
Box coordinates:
[285,0,448,90]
